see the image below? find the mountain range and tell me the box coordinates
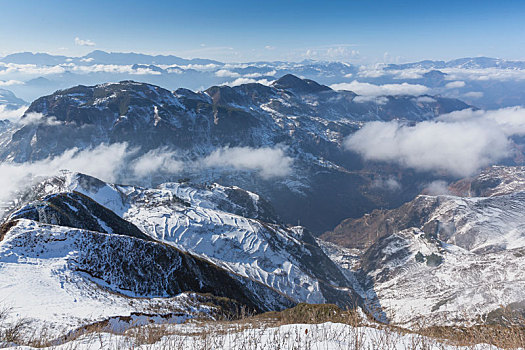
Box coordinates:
[0,76,469,233]
[0,71,524,338]
[2,51,525,109]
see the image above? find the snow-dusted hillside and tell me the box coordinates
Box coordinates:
[13,172,359,309]
[321,166,525,326]
[0,219,279,335]
[450,165,525,197]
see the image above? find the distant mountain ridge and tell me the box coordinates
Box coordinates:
[0,50,221,66]
[3,51,525,109]
[0,88,26,108]
[386,56,525,70]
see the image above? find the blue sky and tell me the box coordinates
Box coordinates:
[0,0,524,62]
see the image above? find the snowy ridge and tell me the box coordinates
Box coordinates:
[0,219,217,335]
[9,172,359,309]
[450,165,525,197]
[321,170,525,326]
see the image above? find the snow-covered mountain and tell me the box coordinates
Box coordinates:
[3,75,465,162]
[0,218,288,335]
[386,57,525,70]
[321,165,525,326]
[0,171,364,333]
[0,77,468,233]
[3,167,525,332]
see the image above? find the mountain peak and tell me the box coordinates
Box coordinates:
[272,74,331,93]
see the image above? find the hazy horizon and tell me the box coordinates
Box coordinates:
[1,0,524,63]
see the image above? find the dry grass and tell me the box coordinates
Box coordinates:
[1,303,525,349]
[419,324,525,349]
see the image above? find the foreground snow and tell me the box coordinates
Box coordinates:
[0,219,219,336]
[8,322,508,350]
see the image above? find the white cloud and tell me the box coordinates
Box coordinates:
[175,63,219,71]
[392,69,425,80]
[371,177,402,191]
[202,146,292,179]
[264,45,275,50]
[357,65,386,78]
[0,143,295,205]
[0,143,131,204]
[0,62,166,77]
[131,148,183,178]
[445,81,466,89]
[68,63,160,75]
[0,63,66,76]
[0,105,28,122]
[243,70,277,78]
[423,180,451,195]
[331,81,429,97]
[463,91,484,99]
[74,37,96,47]
[437,107,525,135]
[344,107,525,177]
[215,69,240,78]
[414,96,437,103]
[18,112,62,126]
[223,78,274,87]
[0,80,23,87]
[353,96,388,104]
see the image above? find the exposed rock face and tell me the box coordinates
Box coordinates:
[449,165,525,197]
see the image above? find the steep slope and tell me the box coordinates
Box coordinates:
[449,165,525,197]
[0,218,295,335]
[10,191,151,241]
[10,172,360,309]
[0,77,469,233]
[321,166,525,326]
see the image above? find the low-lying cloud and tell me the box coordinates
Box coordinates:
[445,80,466,89]
[0,105,28,122]
[203,146,292,179]
[331,81,429,97]
[371,177,402,192]
[423,180,451,195]
[215,69,240,78]
[0,143,131,204]
[18,112,62,126]
[0,80,24,87]
[0,144,293,205]
[463,91,484,99]
[224,78,274,87]
[131,148,184,178]
[344,107,525,177]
